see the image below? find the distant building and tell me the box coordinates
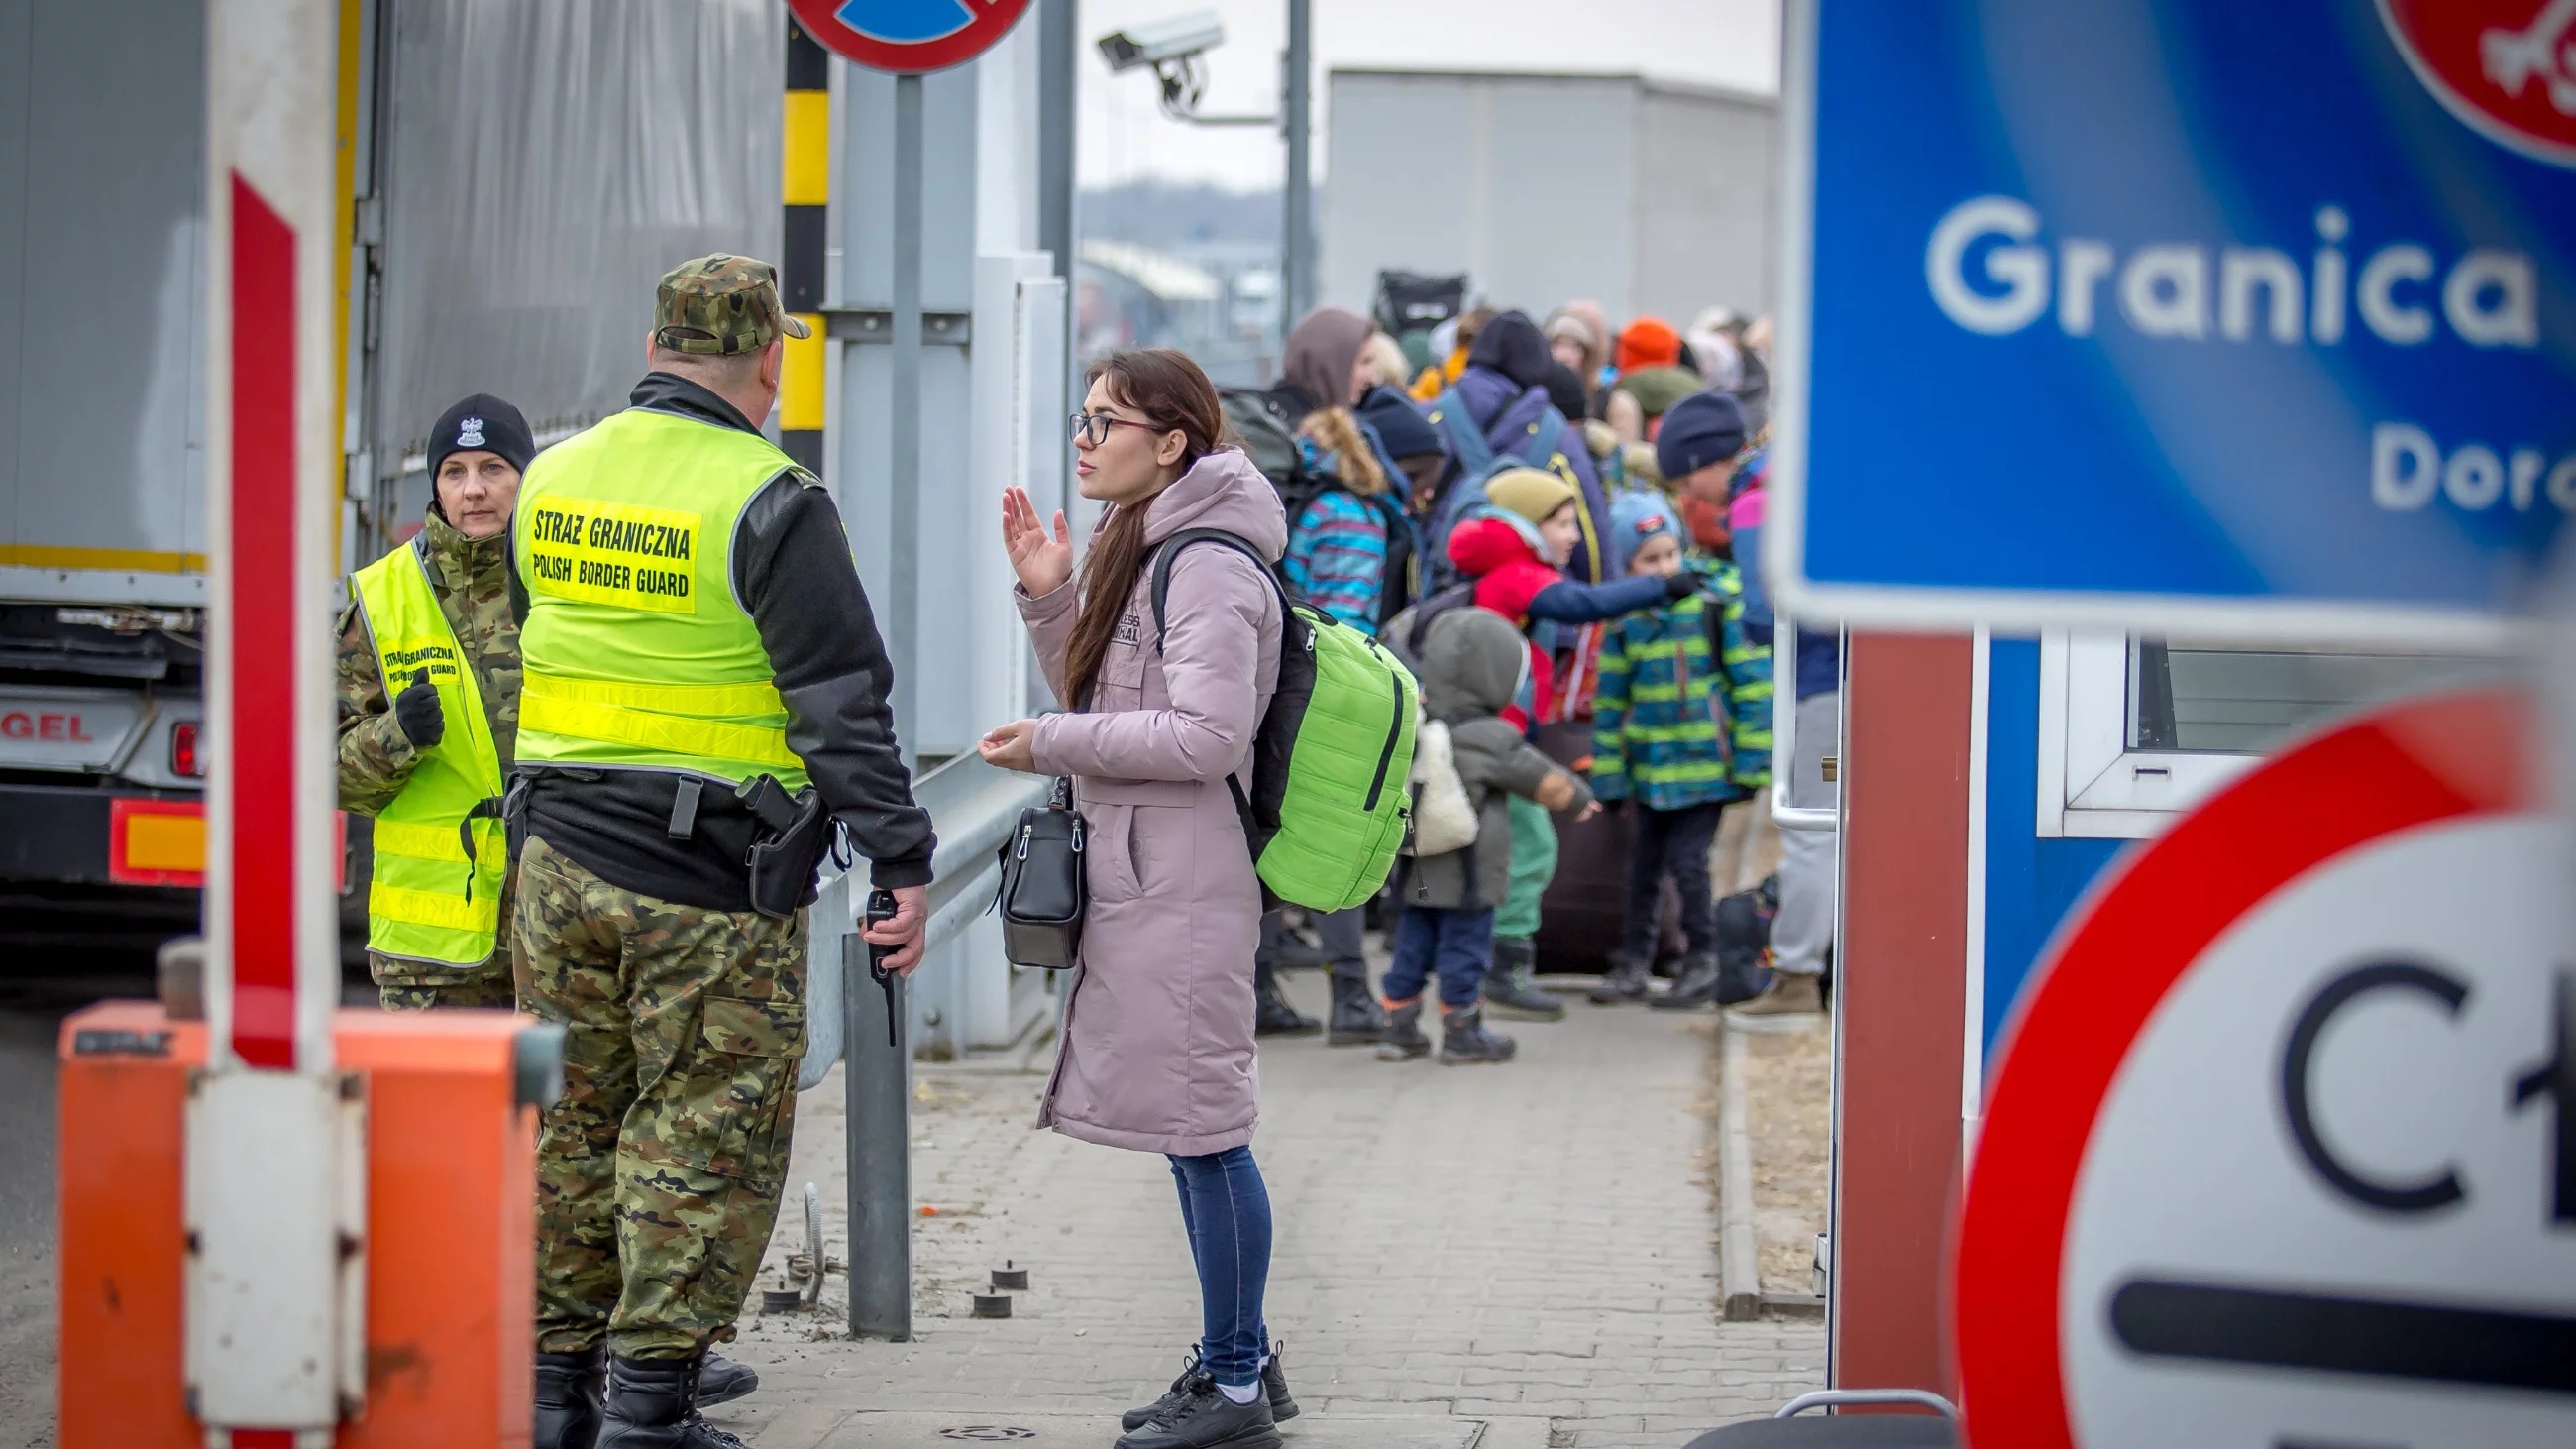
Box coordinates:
[1322,69,1777,326]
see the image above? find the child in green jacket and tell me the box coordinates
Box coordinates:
[1586,493,1773,1006]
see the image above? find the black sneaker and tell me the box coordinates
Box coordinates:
[1652,953,1722,1010]
[1123,1346,1298,1431]
[1439,1004,1518,1064]
[1114,1371,1281,1449]
[1376,998,1430,1060]
[1589,949,1654,1005]
[1123,1351,1205,1432]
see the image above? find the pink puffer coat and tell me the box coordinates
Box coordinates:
[1017,449,1285,1156]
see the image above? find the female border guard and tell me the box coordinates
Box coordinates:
[334,394,533,1008]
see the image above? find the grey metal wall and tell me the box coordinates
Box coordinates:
[373,0,784,488]
[0,0,208,565]
[1322,69,1776,327]
[1323,71,1638,320]
[1634,84,1776,324]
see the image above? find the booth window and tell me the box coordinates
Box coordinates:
[2037,633,2500,839]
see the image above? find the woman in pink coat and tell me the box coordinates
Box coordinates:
[979,348,1291,1449]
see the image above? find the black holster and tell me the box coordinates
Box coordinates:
[737,774,829,920]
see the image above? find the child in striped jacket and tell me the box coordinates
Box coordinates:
[1585,492,1774,1008]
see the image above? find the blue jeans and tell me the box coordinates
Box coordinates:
[1383,905,1495,1009]
[1168,1146,1272,1386]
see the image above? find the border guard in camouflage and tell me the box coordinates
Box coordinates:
[336,394,535,1009]
[507,256,936,1449]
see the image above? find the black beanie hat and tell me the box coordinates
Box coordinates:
[428,394,536,480]
[1356,385,1447,462]
[1467,310,1554,390]
[1656,390,1749,483]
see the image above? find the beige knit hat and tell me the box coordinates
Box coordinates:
[1484,468,1579,525]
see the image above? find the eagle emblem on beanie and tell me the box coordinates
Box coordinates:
[456,416,485,449]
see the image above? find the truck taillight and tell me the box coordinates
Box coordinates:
[170,722,202,778]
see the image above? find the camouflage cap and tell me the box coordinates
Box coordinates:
[653,255,812,356]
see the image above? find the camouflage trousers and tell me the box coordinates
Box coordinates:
[513,834,806,1361]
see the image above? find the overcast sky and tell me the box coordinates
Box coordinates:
[1076,0,1781,189]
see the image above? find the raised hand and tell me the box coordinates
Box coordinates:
[1001,486,1074,599]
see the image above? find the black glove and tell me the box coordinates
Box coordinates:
[393,669,445,749]
[1663,570,1702,601]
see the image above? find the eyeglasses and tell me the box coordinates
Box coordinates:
[1068,410,1161,446]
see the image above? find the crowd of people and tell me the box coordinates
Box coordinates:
[331,246,1834,1449]
[1225,296,1835,1067]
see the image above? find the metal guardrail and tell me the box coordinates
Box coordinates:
[822,750,1051,1342]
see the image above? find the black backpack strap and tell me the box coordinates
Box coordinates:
[1146,527,1287,652]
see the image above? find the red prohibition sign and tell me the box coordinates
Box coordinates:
[787,0,1033,73]
[1952,688,2540,1448]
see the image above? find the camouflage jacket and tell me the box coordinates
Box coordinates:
[335,510,522,816]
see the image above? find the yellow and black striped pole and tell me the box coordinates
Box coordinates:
[781,18,829,474]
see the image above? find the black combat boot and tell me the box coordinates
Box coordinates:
[1122,1345,1298,1431]
[1588,949,1655,1005]
[1376,998,1430,1060]
[1653,953,1723,1010]
[1480,936,1565,1021]
[535,1347,606,1449]
[1115,1370,1282,1449]
[1325,964,1387,1046]
[594,1353,749,1449]
[1252,959,1321,1037]
[1438,1003,1518,1064]
[696,1350,758,1408]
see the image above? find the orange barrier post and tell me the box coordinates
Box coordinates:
[59,1001,543,1448]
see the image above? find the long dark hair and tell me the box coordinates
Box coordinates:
[1063,348,1229,709]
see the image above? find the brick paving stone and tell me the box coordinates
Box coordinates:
[715,965,1824,1448]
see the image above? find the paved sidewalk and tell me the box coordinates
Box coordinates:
[715,968,1824,1448]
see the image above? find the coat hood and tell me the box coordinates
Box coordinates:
[1140,446,1289,560]
[1447,512,1546,579]
[1419,605,1530,720]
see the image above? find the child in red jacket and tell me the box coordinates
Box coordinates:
[1430,468,1699,1018]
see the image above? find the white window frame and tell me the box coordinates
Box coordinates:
[2036,630,2260,839]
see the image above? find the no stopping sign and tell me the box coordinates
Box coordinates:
[1955,689,2576,1448]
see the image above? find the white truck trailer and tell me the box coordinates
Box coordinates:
[1321,67,1777,327]
[0,0,780,922]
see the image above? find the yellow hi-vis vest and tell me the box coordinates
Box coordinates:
[350,538,509,966]
[511,407,812,792]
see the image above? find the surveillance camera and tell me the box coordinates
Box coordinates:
[1096,12,1227,72]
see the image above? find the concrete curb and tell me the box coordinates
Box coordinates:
[1718,1022,1762,1321]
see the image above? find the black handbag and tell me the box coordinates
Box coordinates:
[994,776,1087,969]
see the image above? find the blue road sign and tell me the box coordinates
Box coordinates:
[1771,0,2576,642]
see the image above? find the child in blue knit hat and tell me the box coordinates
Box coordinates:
[1586,492,1774,1009]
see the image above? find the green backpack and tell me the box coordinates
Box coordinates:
[1148,528,1419,912]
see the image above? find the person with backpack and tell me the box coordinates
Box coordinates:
[1583,493,1774,1008]
[1383,606,1598,1065]
[984,348,1297,1449]
[1258,405,1417,1046]
[1424,469,1699,1020]
[1422,310,1612,584]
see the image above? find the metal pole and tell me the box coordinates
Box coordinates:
[844,68,925,1344]
[1038,0,1079,497]
[1280,0,1313,331]
[780,19,830,474]
[890,72,923,760]
[843,934,912,1339]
